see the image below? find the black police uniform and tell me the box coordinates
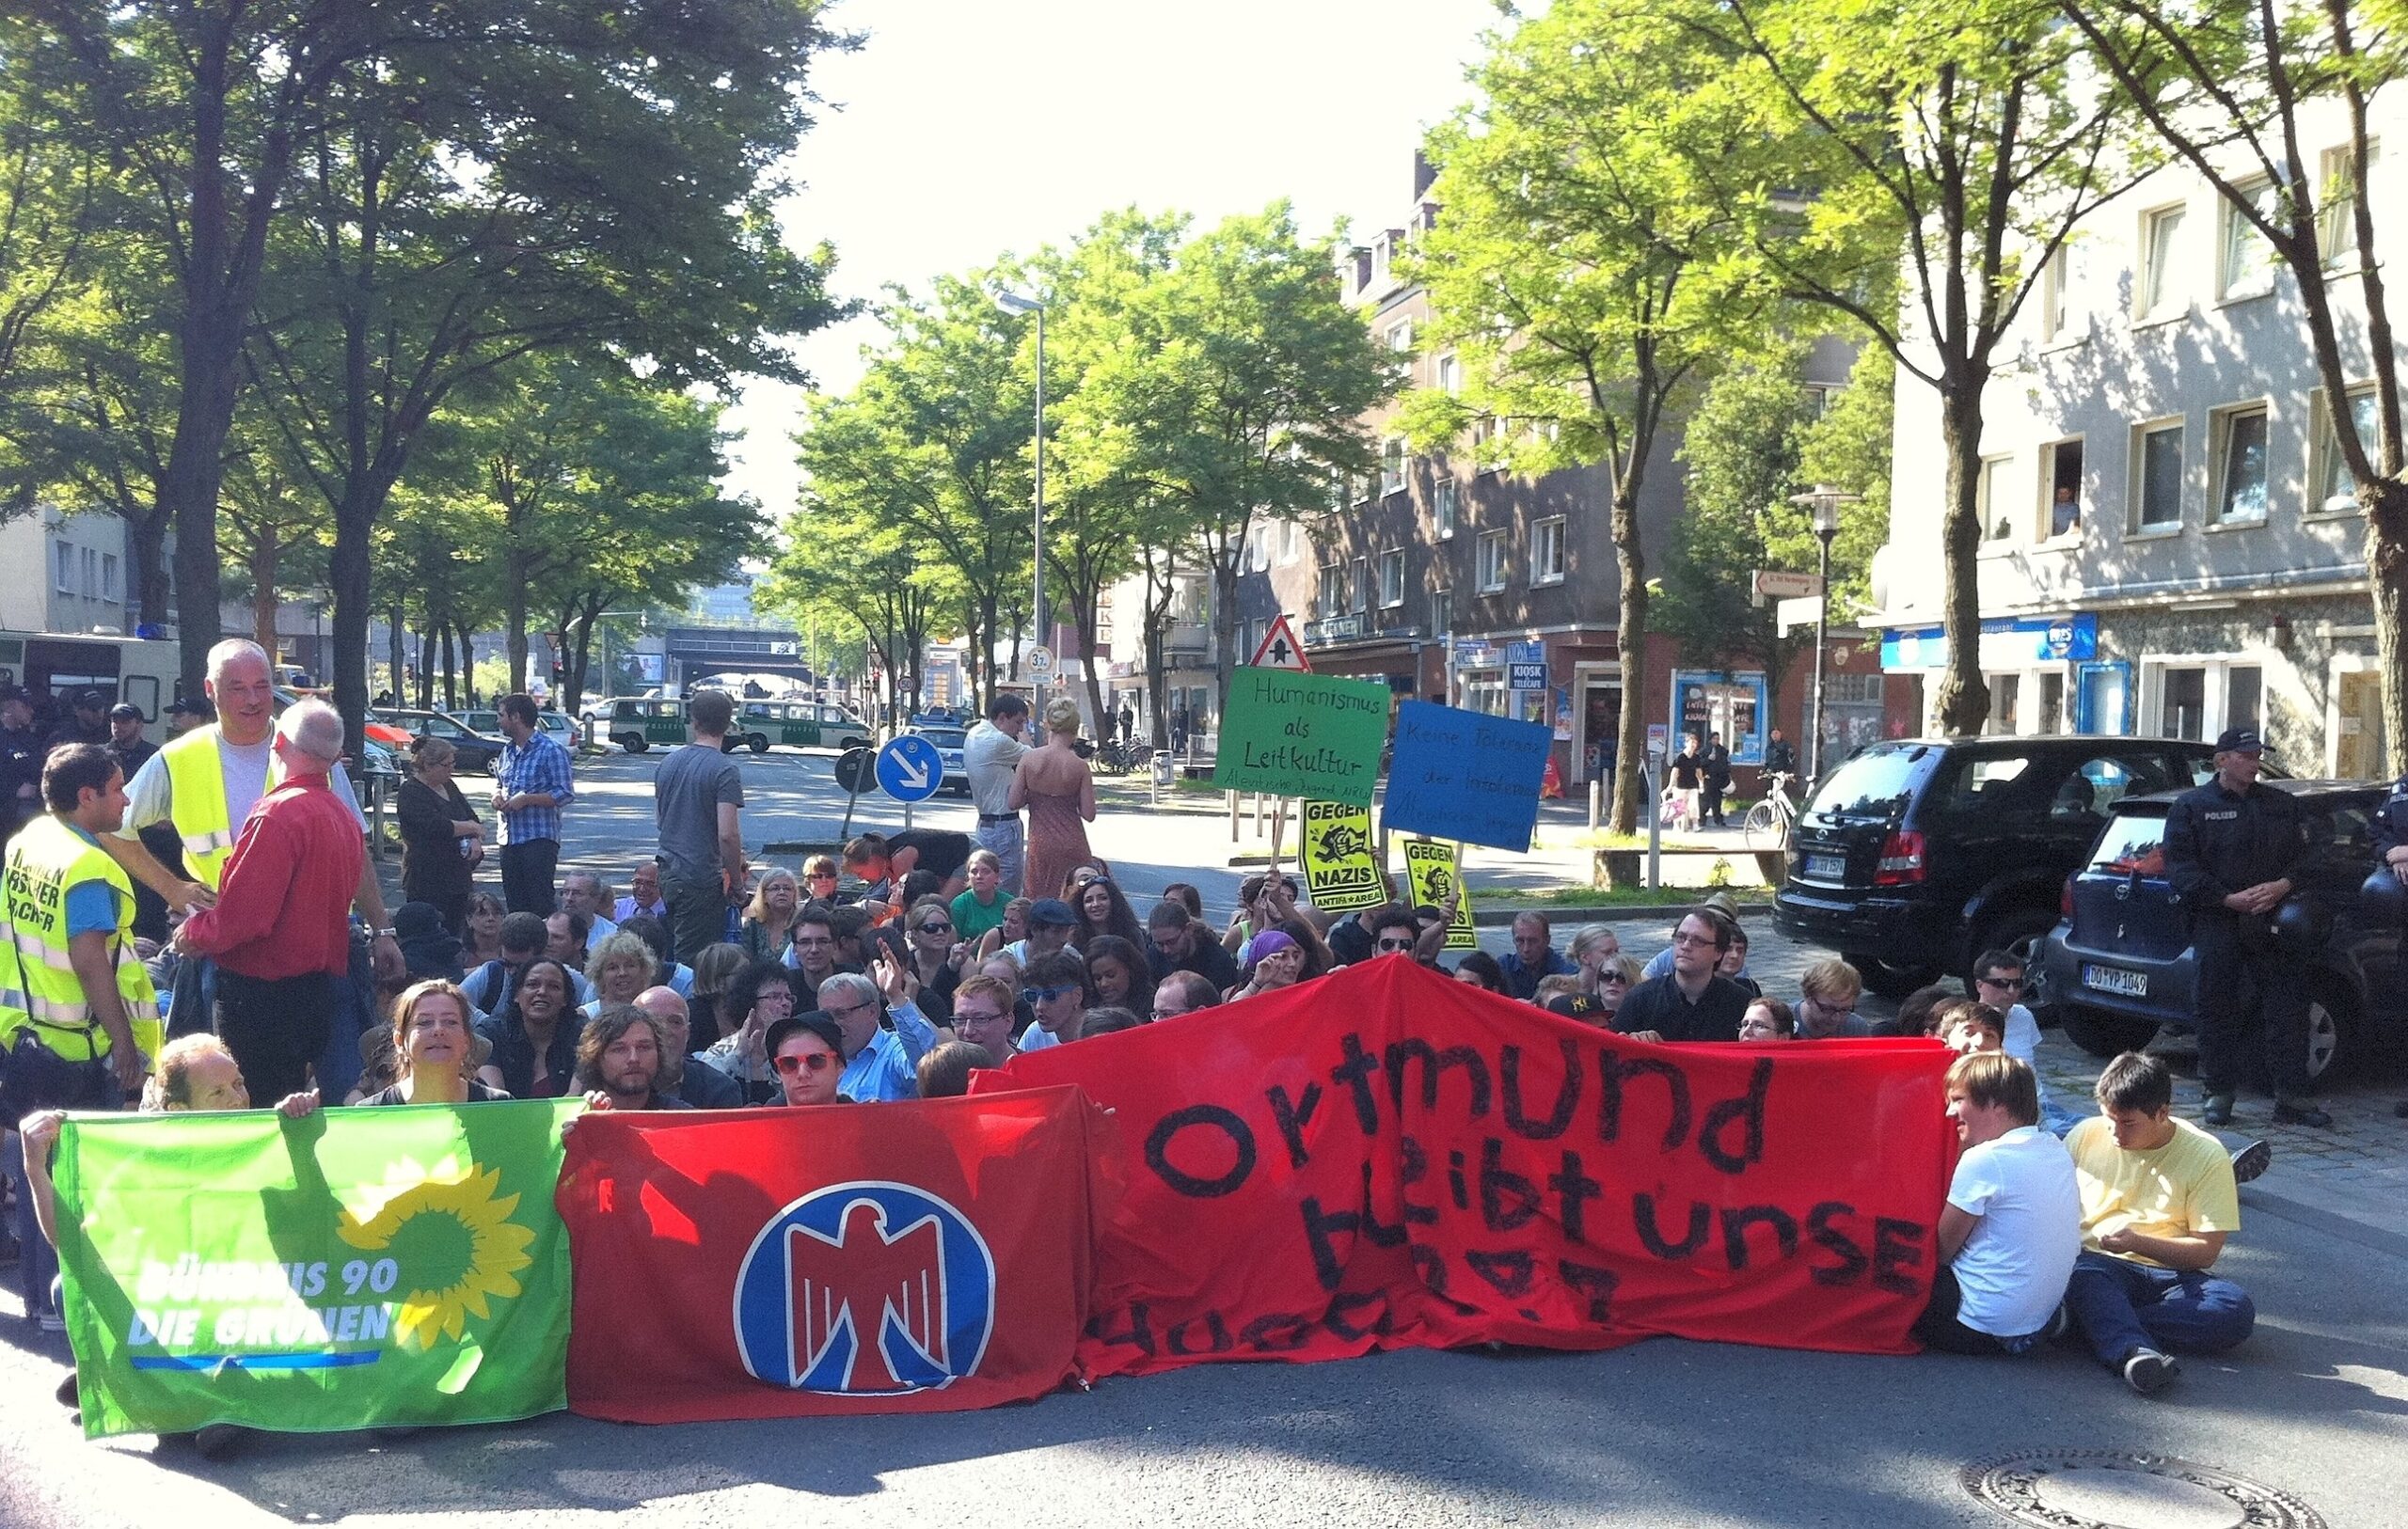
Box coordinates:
[2161,754,2312,1109]
[0,720,43,841]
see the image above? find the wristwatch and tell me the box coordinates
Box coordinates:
[372,927,398,939]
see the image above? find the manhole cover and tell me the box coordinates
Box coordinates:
[1962,1451,2325,1529]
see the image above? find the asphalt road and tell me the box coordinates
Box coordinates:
[4,745,2402,1526]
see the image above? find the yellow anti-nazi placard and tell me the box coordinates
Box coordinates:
[1402,840,1477,950]
[1300,801,1386,912]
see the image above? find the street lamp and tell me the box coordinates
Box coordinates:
[1788,483,1860,784]
[995,290,1047,710]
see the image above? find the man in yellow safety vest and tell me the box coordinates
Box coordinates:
[2,741,158,1331]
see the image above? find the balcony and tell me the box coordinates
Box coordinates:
[1164,622,1211,662]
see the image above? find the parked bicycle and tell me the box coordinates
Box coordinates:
[1744,770,1800,850]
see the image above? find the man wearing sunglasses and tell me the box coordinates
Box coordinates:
[816,959,943,1101]
[766,1010,848,1108]
[1972,949,2084,1137]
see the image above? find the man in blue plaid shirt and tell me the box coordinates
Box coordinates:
[491,692,575,915]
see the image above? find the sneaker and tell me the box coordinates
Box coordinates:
[2124,1348,2179,1395]
[54,1373,77,1409]
[37,1311,65,1334]
[2202,1095,2235,1127]
[2229,1139,2273,1185]
[2044,1303,2074,1343]
[2273,1099,2334,1128]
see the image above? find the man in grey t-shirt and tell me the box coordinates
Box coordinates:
[654,688,746,964]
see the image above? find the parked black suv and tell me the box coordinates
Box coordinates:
[2038,780,2399,1085]
[1773,735,2230,998]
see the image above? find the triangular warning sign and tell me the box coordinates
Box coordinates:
[1247,614,1311,672]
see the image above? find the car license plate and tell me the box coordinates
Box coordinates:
[2081,963,2148,997]
[1803,853,1846,881]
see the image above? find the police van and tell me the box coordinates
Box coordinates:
[0,629,182,741]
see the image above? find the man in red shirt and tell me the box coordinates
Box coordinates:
[171,699,366,1101]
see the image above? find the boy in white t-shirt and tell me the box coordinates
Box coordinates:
[1914,1052,2083,1354]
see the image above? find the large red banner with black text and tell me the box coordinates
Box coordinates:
[557,1086,1112,1422]
[993,958,1956,1377]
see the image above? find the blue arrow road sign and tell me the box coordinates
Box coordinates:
[875,733,945,803]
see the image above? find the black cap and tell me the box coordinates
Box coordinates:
[170,696,214,718]
[2215,728,2265,754]
[73,688,107,710]
[0,686,26,705]
[108,701,144,722]
[1027,897,1077,928]
[764,1010,846,1061]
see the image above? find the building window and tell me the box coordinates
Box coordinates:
[2139,203,2187,320]
[1477,530,1507,592]
[1380,437,1406,497]
[1386,319,1413,353]
[2226,666,2262,736]
[2038,245,2068,342]
[1436,352,1460,396]
[1351,556,1370,613]
[1531,516,1566,585]
[55,540,74,593]
[102,553,119,603]
[1799,384,1832,418]
[2043,438,2083,537]
[1318,564,1345,617]
[1432,588,1452,638]
[2159,666,2207,740]
[1434,479,1457,539]
[2210,403,2271,525]
[2219,179,2279,300]
[1379,549,1405,608]
[2313,387,2378,512]
[1280,520,1300,563]
[1987,674,2021,735]
[81,546,99,598]
[2133,420,2186,530]
[2321,141,2375,267]
[1979,455,2017,541]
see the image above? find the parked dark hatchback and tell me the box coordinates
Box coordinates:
[2038,780,2400,1084]
[1772,735,2229,996]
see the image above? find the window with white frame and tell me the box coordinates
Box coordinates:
[1386,319,1413,353]
[1380,436,1406,496]
[2210,402,2271,525]
[102,553,119,603]
[2312,386,2378,512]
[1979,454,2017,541]
[55,540,73,592]
[2219,179,2279,300]
[2150,658,2261,743]
[1435,352,1460,396]
[2320,141,2375,267]
[1434,479,1457,539]
[81,546,98,597]
[1531,516,1566,585]
[1432,587,1452,638]
[1280,520,1300,563]
[2226,665,2262,735]
[2042,438,2084,538]
[1319,564,1345,616]
[1477,529,1507,591]
[2132,419,2185,530]
[2138,203,2188,320]
[1379,549,1404,608]
[1799,384,1832,418]
[2038,244,2069,342]
[1351,556,1370,613]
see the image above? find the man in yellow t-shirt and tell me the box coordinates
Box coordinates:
[2063,1051,2253,1395]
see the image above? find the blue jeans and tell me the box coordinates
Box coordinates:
[166,951,218,1038]
[2064,1249,2255,1366]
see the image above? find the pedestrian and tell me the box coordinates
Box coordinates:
[45,688,112,751]
[963,693,1033,894]
[1913,1053,2082,1357]
[1171,704,1190,753]
[1702,730,1733,828]
[170,699,366,1105]
[0,689,49,841]
[395,735,484,935]
[2161,727,2328,1128]
[491,690,576,916]
[653,688,747,965]
[1764,726,1798,783]
[1668,732,1703,828]
[1010,695,1096,915]
[1117,701,1134,745]
[1,743,159,1331]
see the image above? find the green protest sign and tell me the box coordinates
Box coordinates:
[1301,801,1386,911]
[1212,669,1391,805]
[56,1099,580,1438]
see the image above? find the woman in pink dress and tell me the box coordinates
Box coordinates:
[1010,696,1097,910]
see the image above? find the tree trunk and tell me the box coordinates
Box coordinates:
[1210,542,1242,721]
[126,509,173,635]
[329,497,374,752]
[439,623,456,710]
[248,519,279,655]
[2367,478,2408,778]
[388,603,405,704]
[504,569,531,694]
[1071,579,1108,738]
[416,628,434,708]
[1610,483,1650,835]
[1930,382,1992,736]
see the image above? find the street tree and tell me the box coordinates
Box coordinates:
[1402,0,1774,831]
[2056,0,2407,766]
[762,502,941,732]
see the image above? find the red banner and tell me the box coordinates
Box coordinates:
[993,958,1956,1377]
[556,1086,1111,1422]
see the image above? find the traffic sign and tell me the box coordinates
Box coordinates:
[1248,614,1310,671]
[1025,644,1055,684]
[833,745,877,796]
[875,733,944,803]
[1752,569,1824,600]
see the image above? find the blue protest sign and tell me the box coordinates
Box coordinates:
[875,734,944,803]
[1381,700,1552,853]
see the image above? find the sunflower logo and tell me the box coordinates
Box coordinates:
[336,1155,536,1350]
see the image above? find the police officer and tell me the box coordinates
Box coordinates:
[2162,727,2331,1129]
[0,688,43,842]
[44,688,111,751]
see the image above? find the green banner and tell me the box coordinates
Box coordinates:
[1212,669,1391,805]
[56,1099,580,1439]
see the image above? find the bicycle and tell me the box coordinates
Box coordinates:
[1743,771,1800,851]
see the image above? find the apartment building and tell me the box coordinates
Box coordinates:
[0,509,136,635]
[1871,92,2404,775]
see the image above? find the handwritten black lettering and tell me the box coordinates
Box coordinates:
[1634,1192,1712,1260]
[1500,1038,1582,1140]
[1266,1080,1323,1170]
[1719,1205,1800,1271]
[1873,1217,1926,1296]
[1145,1105,1258,1199]
[1597,1050,1693,1152]
[1698,1058,1774,1174]
[1385,1036,1491,1118]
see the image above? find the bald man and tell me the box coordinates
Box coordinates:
[636,985,742,1109]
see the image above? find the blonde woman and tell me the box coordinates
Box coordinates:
[739,866,803,963]
[1008,696,1096,913]
[583,930,657,1016]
